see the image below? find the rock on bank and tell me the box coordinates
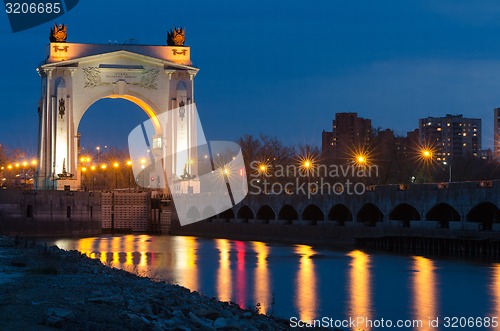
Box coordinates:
[0,237,292,330]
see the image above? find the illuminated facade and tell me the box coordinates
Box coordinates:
[418,114,481,161]
[322,112,372,160]
[36,27,199,190]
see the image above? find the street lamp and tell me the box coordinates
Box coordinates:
[300,158,314,174]
[126,160,132,191]
[90,165,96,191]
[299,157,315,187]
[100,163,107,190]
[113,162,119,189]
[96,146,100,164]
[81,167,87,190]
[417,147,434,183]
[6,164,12,189]
[443,161,452,183]
[421,149,433,162]
[355,154,367,166]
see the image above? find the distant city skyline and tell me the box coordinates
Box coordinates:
[1,0,500,153]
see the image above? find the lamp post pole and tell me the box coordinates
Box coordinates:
[127,161,132,192]
[113,162,119,190]
[443,162,452,183]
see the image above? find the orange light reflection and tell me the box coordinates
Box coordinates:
[348,250,372,331]
[490,264,500,329]
[295,244,317,321]
[413,256,438,331]
[252,241,270,315]
[216,239,232,302]
[173,236,198,292]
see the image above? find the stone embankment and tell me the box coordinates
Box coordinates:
[0,237,298,331]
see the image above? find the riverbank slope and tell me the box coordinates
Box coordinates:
[0,237,292,330]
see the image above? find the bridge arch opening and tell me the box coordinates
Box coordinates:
[237,205,254,223]
[389,203,421,227]
[302,204,324,224]
[357,203,384,227]
[426,203,460,229]
[328,204,352,226]
[256,205,275,224]
[278,204,299,224]
[186,206,200,221]
[202,206,216,222]
[219,208,235,222]
[466,202,500,231]
[76,98,152,189]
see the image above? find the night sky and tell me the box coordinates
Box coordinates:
[1,0,500,155]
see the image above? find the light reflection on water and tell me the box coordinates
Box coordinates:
[295,244,318,321]
[413,256,438,331]
[348,250,372,330]
[52,235,497,326]
[216,239,232,302]
[491,264,500,328]
[253,241,270,315]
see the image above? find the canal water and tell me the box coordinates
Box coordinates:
[46,235,499,330]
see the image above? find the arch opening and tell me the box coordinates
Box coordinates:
[218,208,235,222]
[186,206,200,220]
[76,98,151,191]
[237,205,254,223]
[357,203,384,227]
[202,206,216,222]
[328,204,352,226]
[426,203,460,229]
[389,203,421,228]
[302,204,324,225]
[256,205,275,224]
[278,204,299,224]
[466,202,500,231]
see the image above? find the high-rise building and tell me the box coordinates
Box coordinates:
[322,112,372,160]
[495,108,500,160]
[419,114,481,161]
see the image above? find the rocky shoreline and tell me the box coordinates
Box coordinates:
[0,237,304,330]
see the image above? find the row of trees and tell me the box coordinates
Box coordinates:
[237,133,500,184]
[1,134,499,190]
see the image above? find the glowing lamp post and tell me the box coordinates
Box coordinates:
[443,161,452,183]
[81,167,87,190]
[421,149,432,161]
[113,162,119,189]
[90,165,96,191]
[418,147,434,183]
[258,163,268,183]
[21,161,28,188]
[126,161,132,191]
[355,155,366,166]
[300,157,314,186]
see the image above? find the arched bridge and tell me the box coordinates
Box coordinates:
[206,181,500,232]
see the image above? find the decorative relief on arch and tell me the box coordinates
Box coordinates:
[82,67,159,90]
[135,69,159,90]
[82,67,106,88]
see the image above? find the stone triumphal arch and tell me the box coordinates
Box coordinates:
[36,25,199,190]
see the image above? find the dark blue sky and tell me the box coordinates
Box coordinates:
[1,0,500,155]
